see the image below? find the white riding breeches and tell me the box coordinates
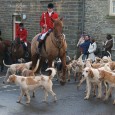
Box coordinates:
[40,32,48,40]
[24,42,27,47]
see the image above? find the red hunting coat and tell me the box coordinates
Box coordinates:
[16,28,28,42]
[40,11,58,33]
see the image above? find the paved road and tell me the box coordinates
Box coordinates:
[0,72,115,115]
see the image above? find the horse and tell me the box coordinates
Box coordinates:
[0,39,12,71]
[31,18,67,85]
[10,38,31,63]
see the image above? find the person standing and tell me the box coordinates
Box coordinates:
[102,34,113,56]
[80,35,91,61]
[77,34,85,54]
[88,38,97,62]
[16,23,28,57]
[37,3,59,53]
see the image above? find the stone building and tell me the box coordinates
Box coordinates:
[0,0,115,58]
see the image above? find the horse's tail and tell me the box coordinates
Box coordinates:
[32,59,39,72]
[3,60,10,68]
[45,68,57,80]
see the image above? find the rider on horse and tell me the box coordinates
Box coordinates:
[37,3,59,53]
[16,23,29,57]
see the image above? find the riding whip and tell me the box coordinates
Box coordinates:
[44,13,47,32]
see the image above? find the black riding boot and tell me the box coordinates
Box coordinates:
[25,47,29,57]
[23,44,29,58]
[37,40,43,54]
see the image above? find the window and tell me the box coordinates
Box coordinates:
[40,0,53,2]
[112,35,115,60]
[112,35,115,49]
[109,0,115,16]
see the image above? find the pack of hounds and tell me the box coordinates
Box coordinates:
[2,53,115,105]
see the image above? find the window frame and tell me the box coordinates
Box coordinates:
[109,0,115,16]
[112,35,115,50]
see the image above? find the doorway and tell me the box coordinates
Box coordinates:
[12,13,21,40]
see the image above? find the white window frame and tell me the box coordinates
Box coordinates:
[12,13,21,40]
[112,35,115,50]
[109,0,115,16]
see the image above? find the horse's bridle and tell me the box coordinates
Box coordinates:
[53,33,65,49]
[55,33,63,39]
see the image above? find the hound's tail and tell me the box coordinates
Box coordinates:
[45,68,57,79]
[78,54,84,63]
[33,59,39,72]
[3,60,10,68]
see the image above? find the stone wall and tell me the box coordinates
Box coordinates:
[84,0,115,58]
[0,0,84,57]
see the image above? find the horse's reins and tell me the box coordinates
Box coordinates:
[51,34,65,48]
[51,33,66,57]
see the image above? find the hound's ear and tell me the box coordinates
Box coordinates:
[88,69,94,78]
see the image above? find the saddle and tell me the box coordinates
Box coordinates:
[37,29,53,54]
[37,29,53,42]
[14,38,29,58]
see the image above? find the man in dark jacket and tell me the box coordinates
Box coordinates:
[80,35,91,61]
[103,34,113,57]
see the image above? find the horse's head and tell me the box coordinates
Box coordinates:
[15,38,21,45]
[11,39,21,53]
[52,18,63,39]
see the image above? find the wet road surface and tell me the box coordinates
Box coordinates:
[0,72,115,115]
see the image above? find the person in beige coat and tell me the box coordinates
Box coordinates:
[88,38,97,62]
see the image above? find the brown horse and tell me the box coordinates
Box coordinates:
[31,18,67,85]
[11,39,31,63]
[0,39,12,71]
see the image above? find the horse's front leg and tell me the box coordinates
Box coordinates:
[47,58,53,75]
[36,57,45,74]
[60,54,66,86]
[31,53,39,70]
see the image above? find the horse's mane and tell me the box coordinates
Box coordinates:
[53,18,63,38]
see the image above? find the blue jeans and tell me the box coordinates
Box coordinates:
[82,54,87,61]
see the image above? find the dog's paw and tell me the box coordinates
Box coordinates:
[42,100,47,103]
[113,100,115,105]
[103,97,108,101]
[16,100,21,103]
[26,101,30,104]
[54,97,57,102]
[84,96,89,100]
[97,96,101,99]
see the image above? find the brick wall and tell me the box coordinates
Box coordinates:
[0,0,84,57]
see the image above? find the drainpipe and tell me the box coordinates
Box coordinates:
[81,0,85,34]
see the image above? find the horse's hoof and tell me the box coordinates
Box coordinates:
[60,81,66,86]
